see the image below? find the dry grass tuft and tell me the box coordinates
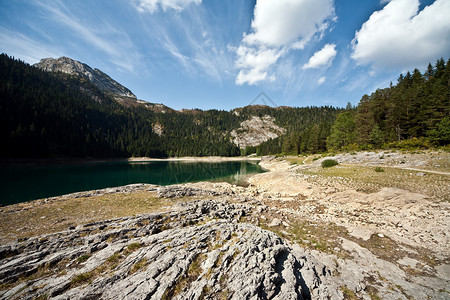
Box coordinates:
[0,191,197,243]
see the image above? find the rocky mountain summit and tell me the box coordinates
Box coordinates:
[34,57,136,98]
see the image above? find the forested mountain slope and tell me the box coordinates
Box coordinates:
[1,54,447,159]
[0,54,340,158]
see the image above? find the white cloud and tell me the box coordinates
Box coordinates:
[235,46,283,85]
[243,0,334,47]
[317,76,326,85]
[302,43,337,69]
[351,0,450,69]
[235,0,335,85]
[135,0,201,13]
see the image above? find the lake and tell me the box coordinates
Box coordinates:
[0,160,265,205]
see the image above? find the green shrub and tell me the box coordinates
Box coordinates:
[384,137,434,150]
[374,167,384,172]
[321,159,339,168]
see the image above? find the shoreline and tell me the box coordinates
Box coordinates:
[128,156,261,162]
[0,157,264,206]
[0,156,261,167]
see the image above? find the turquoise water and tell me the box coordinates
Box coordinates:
[0,160,264,205]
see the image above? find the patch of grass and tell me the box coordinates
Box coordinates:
[261,216,349,256]
[230,250,240,262]
[341,286,358,300]
[124,242,143,255]
[352,233,438,270]
[321,159,339,168]
[200,285,212,298]
[374,167,384,172]
[0,259,71,291]
[76,254,90,263]
[302,164,449,201]
[187,253,205,278]
[0,190,199,244]
[161,253,206,300]
[392,284,414,300]
[70,271,93,287]
[365,285,381,300]
[129,258,148,274]
[218,289,229,300]
[106,252,121,264]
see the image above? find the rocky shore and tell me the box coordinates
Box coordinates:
[1,150,449,299]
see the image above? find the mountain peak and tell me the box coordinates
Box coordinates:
[34,57,136,98]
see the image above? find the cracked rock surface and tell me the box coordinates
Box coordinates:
[0,200,339,300]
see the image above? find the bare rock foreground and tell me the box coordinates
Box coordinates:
[0,151,449,299]
[0,198,338,299]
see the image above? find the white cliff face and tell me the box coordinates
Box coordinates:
[152,123,164,136]
[34,57,136,98]
[230,115,286,148]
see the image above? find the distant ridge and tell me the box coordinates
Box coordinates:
[34,57,136,98]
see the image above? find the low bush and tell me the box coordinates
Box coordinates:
[321,159,339,168]
[384,137,434,150]
[374,167,384,172]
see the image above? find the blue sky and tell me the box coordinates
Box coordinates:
[1,0,449,110]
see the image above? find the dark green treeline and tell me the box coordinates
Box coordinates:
[325,58,449,151]
[1,54,447,159]
[0,54,340,158]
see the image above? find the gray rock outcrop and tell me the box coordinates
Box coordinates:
[231,115,286,149]
[0,200,339,300]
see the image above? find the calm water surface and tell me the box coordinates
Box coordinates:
[0,160,265,205]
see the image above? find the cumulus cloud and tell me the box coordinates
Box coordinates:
[351,0,450,69]
[243,0,334,47]
[302,43,337,69]
[135,0,201,13]
[235,0,335,85]
[235,46,283,85]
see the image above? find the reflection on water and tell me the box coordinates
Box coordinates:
[0,160,264,205]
